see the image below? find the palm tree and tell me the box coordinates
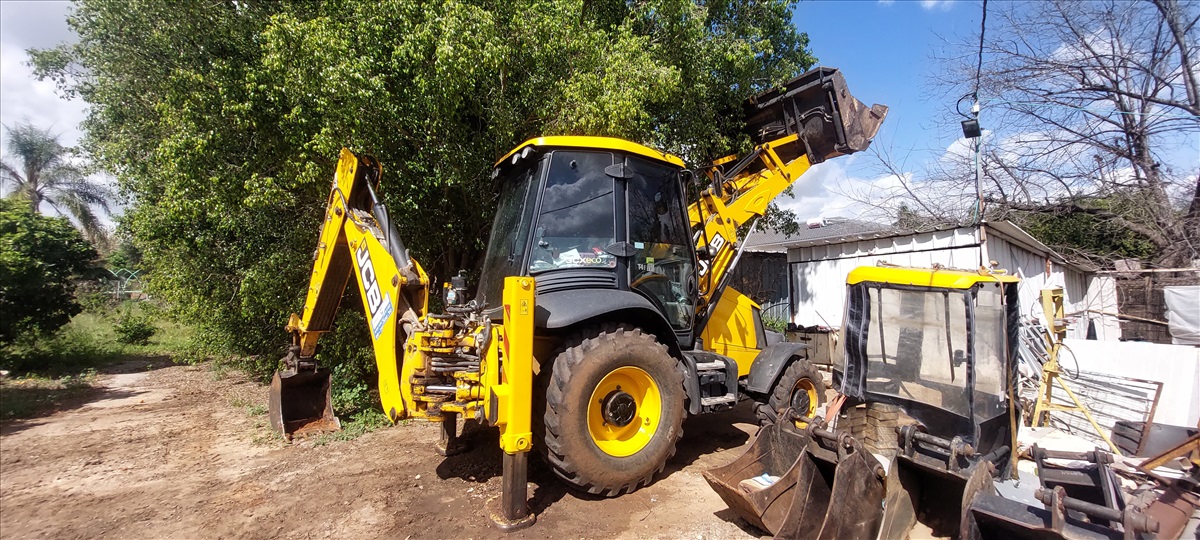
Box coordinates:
[0,122,111,245]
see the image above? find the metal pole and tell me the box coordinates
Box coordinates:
[973,101,984,224]
[488,451,535,531]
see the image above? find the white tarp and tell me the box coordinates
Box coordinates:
[1164,285,1200,345]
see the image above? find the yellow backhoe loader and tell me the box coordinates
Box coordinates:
[268,66,887,528]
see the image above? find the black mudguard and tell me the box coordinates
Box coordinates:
[534,288,675,338]
[744,342,808,395]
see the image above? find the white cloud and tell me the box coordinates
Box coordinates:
[0,34,118,228]
[0,45,88,148]
[878,0,896,5]
[920,0,955,11]
[0,1,84,146]
[773,157,908,224]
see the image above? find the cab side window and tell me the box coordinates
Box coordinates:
[627,156,693,330]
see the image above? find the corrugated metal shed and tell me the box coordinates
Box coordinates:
[771,220,1120,340]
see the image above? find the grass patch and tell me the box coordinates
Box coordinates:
[229,394,267,417]
[0,370,99,421]
[314,409,392,445]
[0,301,195,377]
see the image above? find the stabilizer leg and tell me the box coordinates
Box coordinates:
[436,413,469,456]
[488,452,535,531]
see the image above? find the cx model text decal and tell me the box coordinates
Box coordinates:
[356,244,394,340]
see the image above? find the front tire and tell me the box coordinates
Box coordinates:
[756,357,826,426]
[540,324,685,496]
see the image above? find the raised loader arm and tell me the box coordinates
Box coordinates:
[689,67,888,328]
[268,149,430,439]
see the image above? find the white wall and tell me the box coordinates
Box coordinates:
[1084,276,1122,340]
[1063,338,1200,428]
[787,227,982,328]
[984,233,1120,339]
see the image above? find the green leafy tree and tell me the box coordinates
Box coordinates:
[0,198,99,345]
[1018,204,1158,264]
[0,123,111,246]
[31,0,814,377]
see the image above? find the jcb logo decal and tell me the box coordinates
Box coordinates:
[356,244,394,340]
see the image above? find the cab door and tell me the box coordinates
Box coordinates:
[624,155,696,340]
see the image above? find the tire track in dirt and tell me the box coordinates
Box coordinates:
[1,362,766,539]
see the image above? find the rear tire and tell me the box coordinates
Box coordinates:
[756,357,826,426]
[539,324,685,496]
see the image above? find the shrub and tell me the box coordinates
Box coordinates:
[114,310,157,345]
[762,315,789,334]
[0,199,98,346]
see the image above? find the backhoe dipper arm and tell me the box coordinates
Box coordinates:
[285,148,429,421]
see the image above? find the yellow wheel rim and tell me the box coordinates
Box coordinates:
[790,378,819,428]
[587,366,662,457]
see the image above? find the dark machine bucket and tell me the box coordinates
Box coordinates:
[268,368,340,440]
[743,67,888,163]
[878,455,975,538]
[703,416,885,539]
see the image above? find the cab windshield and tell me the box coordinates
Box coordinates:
[528,151,616,273]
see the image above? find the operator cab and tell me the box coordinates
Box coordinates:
[837,266,1019,454]
[478,136,696,337]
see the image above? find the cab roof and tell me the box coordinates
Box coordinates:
[847,265,1018,289]
[494,136,686,169]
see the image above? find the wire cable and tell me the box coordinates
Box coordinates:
[974,0,989,101]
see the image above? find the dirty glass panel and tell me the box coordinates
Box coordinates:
[627,156,693,329]
[865,286,970,417]
[973,283,1008,420]
[478,163,538,307]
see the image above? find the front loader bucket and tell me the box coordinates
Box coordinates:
[703,415,812,534]
[268,368,340,440]
[878,454,976,538]
[773,435,886,540]
[744,67,888,163]
[703,414,885,539]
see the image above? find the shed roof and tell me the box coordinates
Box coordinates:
[744,218,893,253]
[746,219,1096,273]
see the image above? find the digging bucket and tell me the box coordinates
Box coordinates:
[773,430,887,540]
[743,67,888,163]
[703,411,886,539]
[703,412,813,534]
[268,367,340,440]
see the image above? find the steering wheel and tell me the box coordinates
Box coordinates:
[632,273,669,288]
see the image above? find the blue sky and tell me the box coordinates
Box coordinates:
[778,0,988,221]
[0,0,987,224]
[795,0,977,155]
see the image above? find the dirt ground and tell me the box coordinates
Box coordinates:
[0,361,770,539]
